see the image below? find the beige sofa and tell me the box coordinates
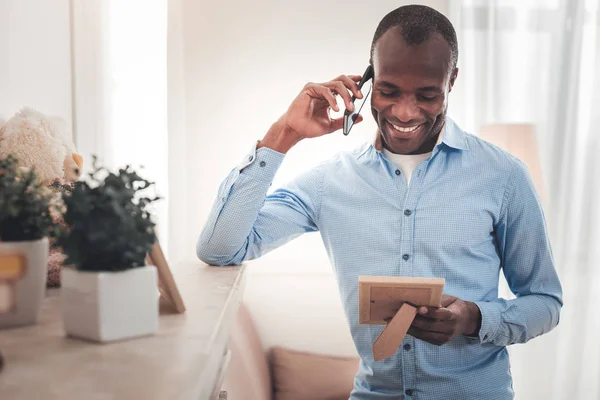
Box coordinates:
[222,304,360,400]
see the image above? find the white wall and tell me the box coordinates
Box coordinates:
[175,0,450,355]
[0,0,72,133]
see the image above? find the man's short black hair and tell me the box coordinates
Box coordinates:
[370,5,458,70]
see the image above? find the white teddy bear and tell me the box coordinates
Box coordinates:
[0,107,82,183]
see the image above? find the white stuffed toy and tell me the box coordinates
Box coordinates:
[0,107,82,183]
[0,107,83,287]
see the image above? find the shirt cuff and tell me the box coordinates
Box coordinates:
[468,301,502,344]
[237,141,285,182]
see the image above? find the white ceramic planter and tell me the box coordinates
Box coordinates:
[0,238,49,329]
[61,265,158,343]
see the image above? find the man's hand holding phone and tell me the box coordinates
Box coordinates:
[258,74,366,154]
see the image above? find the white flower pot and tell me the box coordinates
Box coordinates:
[0,238,49,329]
[61,265,158,343]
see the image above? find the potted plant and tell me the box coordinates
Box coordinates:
[0,155,61,328]
[57,157,161,343]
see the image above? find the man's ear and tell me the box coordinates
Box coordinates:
[449,68,459,92]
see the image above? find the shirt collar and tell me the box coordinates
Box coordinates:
[372,117,469,152]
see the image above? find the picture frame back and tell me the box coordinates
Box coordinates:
[145,238,186,314]
[359,276,444,325]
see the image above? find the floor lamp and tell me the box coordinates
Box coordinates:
[478,124,546,204]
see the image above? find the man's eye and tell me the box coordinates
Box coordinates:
[379,90,397,97]
[418,94,437,102]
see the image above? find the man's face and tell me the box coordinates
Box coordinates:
[371,27,458,155]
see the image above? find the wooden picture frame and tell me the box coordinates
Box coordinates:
[359,276,445,325]
[358,276,445,361]
[145,238,186,314]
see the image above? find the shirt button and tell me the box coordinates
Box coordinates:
[404,209,411,216]
[259,161,266,167]
[403,344,411,351]
[403,254,410,261]
[405,389,414,396]
[395,169,401,176]
[248,155,254,162]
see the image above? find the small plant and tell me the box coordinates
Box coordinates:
[0,155,61,242]
[57,157,161,272]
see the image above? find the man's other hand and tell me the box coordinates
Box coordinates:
[407,295,482,346]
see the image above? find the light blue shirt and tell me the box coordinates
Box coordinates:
[197,118,563,399]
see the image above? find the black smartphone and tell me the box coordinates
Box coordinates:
[343,65,374,136]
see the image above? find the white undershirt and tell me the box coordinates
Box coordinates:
[382,131,444,186]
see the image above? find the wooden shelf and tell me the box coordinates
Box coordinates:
[0,262,246,400]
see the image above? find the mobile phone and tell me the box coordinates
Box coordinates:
[343,65,374,136]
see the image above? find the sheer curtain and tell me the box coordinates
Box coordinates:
[450,0,600,398]
[70,0,169,250]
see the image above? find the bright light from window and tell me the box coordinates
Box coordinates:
[107,0,169,250]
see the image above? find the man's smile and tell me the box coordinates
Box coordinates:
[384,120,426,140]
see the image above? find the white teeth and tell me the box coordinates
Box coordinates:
[391,123,421,132]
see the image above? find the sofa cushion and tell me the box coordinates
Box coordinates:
[270,346,360,400]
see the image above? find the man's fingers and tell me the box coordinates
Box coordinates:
[324,81,354,112]
[418,295,458,315]
[305,74,367,115]
[329,114,363,133]
[440,294,458,308]
[329,117,345,133]
[306,83,339,112]
[411,315,454,334]
[433,308,456,321]
[333,75,363,99]
[322,87,340,112]
[418,306,456,321]
[408,326,450,346]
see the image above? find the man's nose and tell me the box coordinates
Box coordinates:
[392,96,420,123]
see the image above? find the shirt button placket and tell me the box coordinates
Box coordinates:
[401,168,421,398]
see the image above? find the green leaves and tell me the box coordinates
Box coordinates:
[0,155,59,242]
[0,154,161,271]
[56,156,161,272]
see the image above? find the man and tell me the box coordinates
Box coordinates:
[197,5,562,399]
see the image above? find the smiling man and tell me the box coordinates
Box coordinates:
[197,5,562,399]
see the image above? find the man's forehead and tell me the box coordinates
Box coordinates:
[372,27,451,78]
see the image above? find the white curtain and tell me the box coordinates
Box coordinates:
[450,0,600,398]
[70,0,169,250]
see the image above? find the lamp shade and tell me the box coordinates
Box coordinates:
[478,124,545,202]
